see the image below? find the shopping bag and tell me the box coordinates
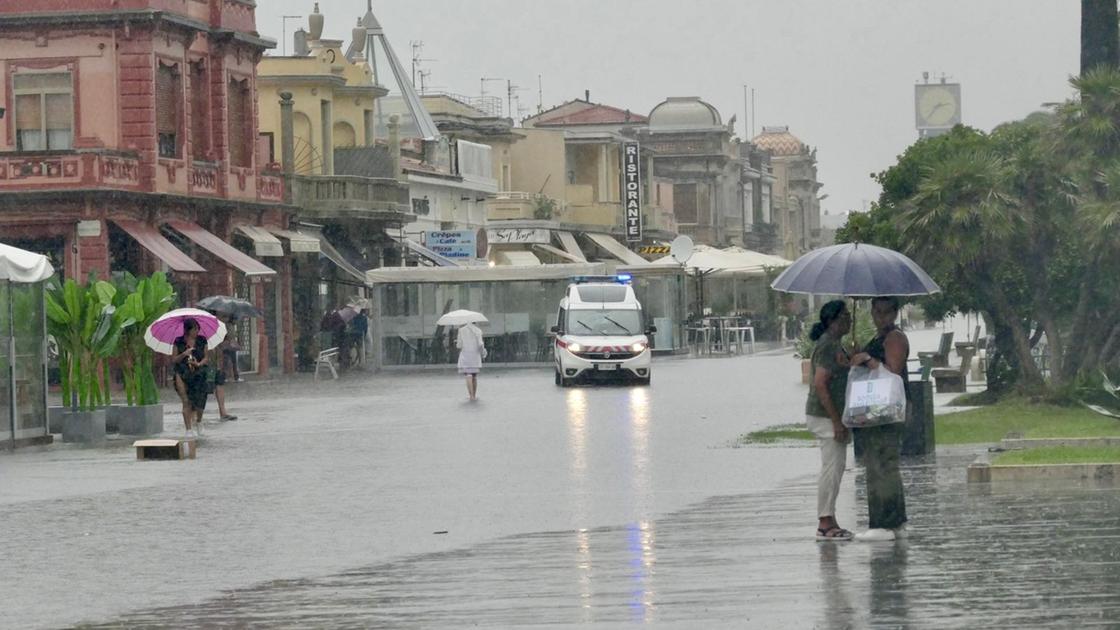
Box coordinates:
[842,365,906,428]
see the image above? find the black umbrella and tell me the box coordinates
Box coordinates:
[196,295,264,319]
[770,243,940,298]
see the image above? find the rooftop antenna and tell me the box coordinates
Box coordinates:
[418,69,433,95]
[537,74,543,113]
[409,41,437,88]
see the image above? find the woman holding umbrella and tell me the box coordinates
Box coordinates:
[146,308,227,438]
[172,318,210,437]
[439,310,488,401]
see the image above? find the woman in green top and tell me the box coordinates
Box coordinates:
[805,300,854,540]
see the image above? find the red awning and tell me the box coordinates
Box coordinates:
[163,220,276,278]
[110,219,205,273]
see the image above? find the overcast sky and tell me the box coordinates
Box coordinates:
[256,0,1080,218]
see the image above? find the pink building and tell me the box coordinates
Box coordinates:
[0,0,296,374]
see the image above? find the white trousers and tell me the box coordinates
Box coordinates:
[807,414,847,518]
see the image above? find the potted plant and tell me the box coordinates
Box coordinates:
[46,277,127,443]
[108,272,175,435]
[794,327,815,384]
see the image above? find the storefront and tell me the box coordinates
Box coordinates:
[367,263,688,368]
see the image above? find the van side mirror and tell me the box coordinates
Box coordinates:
[550,325,561,334]
[646,325,657,335]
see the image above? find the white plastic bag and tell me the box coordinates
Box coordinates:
[842,365,906,428]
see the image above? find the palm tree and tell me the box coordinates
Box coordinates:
[898,150,1046,386]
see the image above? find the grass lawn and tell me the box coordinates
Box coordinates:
[936,400,1120,445]
[993,445,1120,466]
[740,424,814,445]
[740,400,1120,447]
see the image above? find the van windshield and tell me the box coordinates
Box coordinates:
[567,309,641,336]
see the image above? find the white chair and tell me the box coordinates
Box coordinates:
[314,347,340,381]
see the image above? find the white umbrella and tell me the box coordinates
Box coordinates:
[0,243,54,282]
[436,309,488,327]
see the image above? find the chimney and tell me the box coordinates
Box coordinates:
[293,28,309,56]
[584,89,590,102]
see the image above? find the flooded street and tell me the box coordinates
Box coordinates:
[3,335,1119,628]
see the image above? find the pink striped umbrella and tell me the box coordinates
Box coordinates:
[144,308,227,355]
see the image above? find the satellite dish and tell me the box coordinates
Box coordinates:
[670,235,694,265]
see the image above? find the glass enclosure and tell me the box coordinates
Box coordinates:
[374,269,687,366]
[0,280,48,443]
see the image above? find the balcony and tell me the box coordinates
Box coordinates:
[291,175,412,223]
[0,150,142,192]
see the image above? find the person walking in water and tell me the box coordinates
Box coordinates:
[805,300,854,541]
[456,322,487,401]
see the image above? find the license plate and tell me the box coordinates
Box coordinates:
[596,363,618,371]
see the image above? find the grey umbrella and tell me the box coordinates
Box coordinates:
[196,295,264,319]
[770,243,940,297]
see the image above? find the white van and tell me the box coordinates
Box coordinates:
[551,275,654,386]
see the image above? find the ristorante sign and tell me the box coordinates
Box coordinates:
[623,142,642,242]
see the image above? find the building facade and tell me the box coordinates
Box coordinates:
[641,97,743,247]
[0,0,296,374]
[751,126,823,259]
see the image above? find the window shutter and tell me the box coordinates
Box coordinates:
[190,62,209,158]
[44,93,71,130]
[227,78,248,167]
[15,93,41,129]
[156,65,178,134]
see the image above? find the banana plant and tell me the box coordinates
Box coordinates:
[113,272,175,406]
[45,278,131,412]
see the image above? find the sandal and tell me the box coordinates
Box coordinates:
[816,526,853,541]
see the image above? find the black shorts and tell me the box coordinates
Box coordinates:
[214,370,227,387]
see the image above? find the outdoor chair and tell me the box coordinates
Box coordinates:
[931,344,975,393]
[918,331,954,368]
[314,347,340,381]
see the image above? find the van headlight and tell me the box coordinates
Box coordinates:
[631,341,647,353]
[567,342,584,353]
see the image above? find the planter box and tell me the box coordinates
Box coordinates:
[801,359,811,385]
[109,404,164,436]
[62,409,107,444]
[48,405,67,434]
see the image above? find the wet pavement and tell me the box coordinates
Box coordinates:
[3,321,1118,628]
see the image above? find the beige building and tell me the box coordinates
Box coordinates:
[752,126,823,259]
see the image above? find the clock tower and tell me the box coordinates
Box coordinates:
[915,73,962,138]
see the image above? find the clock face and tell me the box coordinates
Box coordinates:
[916,85,960,128]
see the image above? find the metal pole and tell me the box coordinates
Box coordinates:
[743,84,749,140]
[751,89,756,138]
[8,280,16,448]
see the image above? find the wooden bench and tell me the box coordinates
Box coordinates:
[932,345,976,393]
[134,438,197,460]
[918,331,954,368]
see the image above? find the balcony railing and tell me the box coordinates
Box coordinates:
[0,150,142,191]
[291,175,411,221]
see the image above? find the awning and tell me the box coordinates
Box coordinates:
[495,250,541,266]
[556,231,586,262]
[314,231,367,283]
[234,225,284,257]
[584,232,648,266]
[532,243,584,264]
[111,219,205,273]
[404,239,461,268]
[267,228,321,253]
[163,220,276,278]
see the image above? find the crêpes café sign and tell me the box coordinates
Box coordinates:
[423,229,486,259]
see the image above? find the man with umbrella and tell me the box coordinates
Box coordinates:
[197,296,264,421]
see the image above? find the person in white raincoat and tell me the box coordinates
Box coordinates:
[456,322,487,401]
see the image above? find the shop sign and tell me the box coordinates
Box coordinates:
[623,142,642,242]
[423,230,478,259]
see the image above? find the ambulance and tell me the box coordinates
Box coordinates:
[551,275,654,386]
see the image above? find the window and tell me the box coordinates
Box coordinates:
[673,183,698,224]
[227,77,252,167]
[258,132,275,165]
[190,61,210,160]
[13,73,73,151]
[156,62,182,158]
